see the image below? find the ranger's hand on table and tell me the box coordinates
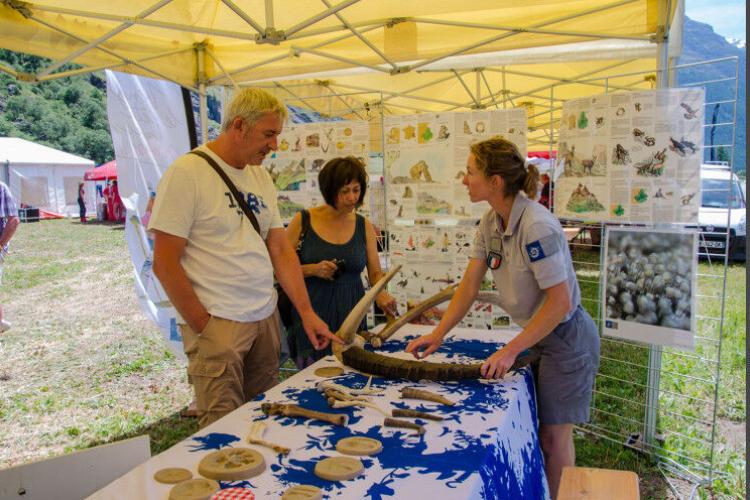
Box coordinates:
[405,331,444,359]
[481,345,520,379]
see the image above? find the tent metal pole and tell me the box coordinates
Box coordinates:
[265,0,275,28]
[284,0,361,38]
[284,17,393,41]
[205,49,240,92]
[643,0,672,459]
[291,46,391,73]
[36,0,175,78]
[28,15,196,91]
[452,70,480,108]
[382,73,460,102]
[197,44,209,145]
[210,25,382,84]
[408,0,640,72]
[221,0,265,35]
[36,48,194,82]
[29,4,259,41]
[480,70,499,109]
[321,0,397,69]
[411,17,650,42]
[502,66,508,109]
[272,82,325,115]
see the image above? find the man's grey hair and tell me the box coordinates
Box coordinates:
[221,88,288,132]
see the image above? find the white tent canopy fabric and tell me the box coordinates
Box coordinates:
[0,137,95,215]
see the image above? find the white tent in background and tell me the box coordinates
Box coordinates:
[0,137,96,216]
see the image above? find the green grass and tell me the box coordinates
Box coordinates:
[0,220,745,499]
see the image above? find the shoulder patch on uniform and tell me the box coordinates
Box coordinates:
[526,233,560,262]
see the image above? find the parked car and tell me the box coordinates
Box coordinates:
[698,164,746,262]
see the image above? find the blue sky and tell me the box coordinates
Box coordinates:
[686,0,746,40]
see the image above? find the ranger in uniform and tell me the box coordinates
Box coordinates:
[406,137,600,500]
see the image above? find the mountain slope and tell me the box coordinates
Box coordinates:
[678,18,746,176]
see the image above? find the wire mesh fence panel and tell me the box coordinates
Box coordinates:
[546,57,740,494]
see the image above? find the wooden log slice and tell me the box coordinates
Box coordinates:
[313,366,344,377]
[197,448,265,481]
[313,456,364,481]
[335,436,383,456]
[281,484,324,499]
[168,478,220,500]
[154,467,193,484]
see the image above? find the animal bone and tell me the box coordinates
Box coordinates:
[370,284,458,346]
[316,377,382,397]
[371,287,501,347]
[383,417,425,435]
[327,398,389,416]
[335,278,534,381]
[392,408,444,421]
[342,347,482,381]
[261,403,348,426]
[400,387,455,406]
[335,266,402,346]
[246,421,290,455]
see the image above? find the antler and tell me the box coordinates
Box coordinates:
[370,284,458,347]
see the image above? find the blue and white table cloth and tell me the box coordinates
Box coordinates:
[90,325,549,499]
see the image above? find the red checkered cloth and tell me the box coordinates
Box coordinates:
[211,487,255,500]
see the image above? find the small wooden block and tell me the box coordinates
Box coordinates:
[335,436,383,456]
[168,478,219,500]
[558,466,640,500]
[314,366,344,377]
[154,467,193,484]
[197,448,265,481]
[313,456,364,481]
[281,484,324,499]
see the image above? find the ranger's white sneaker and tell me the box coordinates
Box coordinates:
[0,320,11,333]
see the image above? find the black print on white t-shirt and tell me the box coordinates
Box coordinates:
[224,191,269,217]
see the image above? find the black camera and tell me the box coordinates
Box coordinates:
[332,258,346,278]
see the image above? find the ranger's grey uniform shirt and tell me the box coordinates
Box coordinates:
[471,194,581,327]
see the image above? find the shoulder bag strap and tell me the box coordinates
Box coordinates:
[296,209,310,254]
[189,150,261,235]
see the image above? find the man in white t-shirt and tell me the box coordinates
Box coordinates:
[149,88,339,428]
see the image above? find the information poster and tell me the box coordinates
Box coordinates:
[262,121,370,222]
[554,89,704,223]
[382,108,527,329]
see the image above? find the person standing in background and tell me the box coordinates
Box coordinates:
[77,182,87,223]
[0,181,19,332]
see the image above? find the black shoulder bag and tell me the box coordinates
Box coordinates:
[276,209,309,328]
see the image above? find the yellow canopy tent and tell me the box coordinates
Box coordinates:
[0,0,681,146]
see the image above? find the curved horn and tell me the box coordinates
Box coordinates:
[336,265,401,344]
[371,284,458,346]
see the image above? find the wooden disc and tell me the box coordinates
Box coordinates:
[281,484,324,500]
[335,436,382,456]
[314,366,344,377]
[313,456,363,481]
[154,467,193,484]
[197,448,265,481]
[168,478,219,500]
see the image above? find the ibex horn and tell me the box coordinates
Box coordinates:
[334,265,401,355]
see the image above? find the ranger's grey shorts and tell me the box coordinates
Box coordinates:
[530,305,600,425]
